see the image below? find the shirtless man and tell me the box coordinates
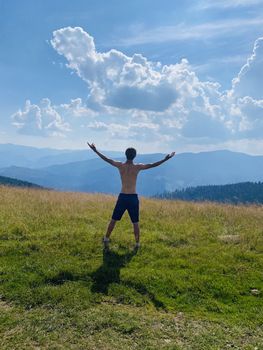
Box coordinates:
[87,142,175,249]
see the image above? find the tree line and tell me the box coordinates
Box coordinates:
[156,182,263,204]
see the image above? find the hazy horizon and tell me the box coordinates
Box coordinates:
[1,142,263,157]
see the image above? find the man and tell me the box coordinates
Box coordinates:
[87,142,175,249]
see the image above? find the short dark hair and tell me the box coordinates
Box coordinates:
[125,147,137,160]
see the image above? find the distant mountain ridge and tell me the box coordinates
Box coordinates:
[156,181,263,204]
[0,143,123,168]
[0,146,262,196]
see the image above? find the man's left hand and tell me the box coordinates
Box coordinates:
[164,152,176,161]
[87,142,97,152]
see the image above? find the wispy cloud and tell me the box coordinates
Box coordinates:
[193,54,249,74]
[198,0,263,9]
[117,17,263,46]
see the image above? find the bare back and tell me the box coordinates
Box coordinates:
[87,143,175,195]
[118,162,141,194]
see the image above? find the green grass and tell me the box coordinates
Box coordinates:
[0,186,263,349]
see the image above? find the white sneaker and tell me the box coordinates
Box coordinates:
[134,242,140,249]
[102,236,110,248]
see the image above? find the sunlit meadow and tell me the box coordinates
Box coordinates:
[0,186,262,349]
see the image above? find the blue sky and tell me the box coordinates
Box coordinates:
[1,0,263,154]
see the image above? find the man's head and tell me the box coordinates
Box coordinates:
[125,147,137,161]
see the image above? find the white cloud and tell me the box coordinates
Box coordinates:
[223,37,263,140]
[87,119,162,141]
[59,98,97,118]
[51,26,181,112]
[11,97,97,137]
[231,37,263,100]
[235,96,263,138]
[12,27,263,152]
[12,99,70,137]
[50,26,235,144]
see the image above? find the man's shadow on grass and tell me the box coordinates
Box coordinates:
[90,247,165,310]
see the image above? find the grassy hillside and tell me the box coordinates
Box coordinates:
[0,186,262,349]
[0,175,43,188]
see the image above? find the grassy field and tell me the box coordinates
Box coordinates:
[0,186,262,349]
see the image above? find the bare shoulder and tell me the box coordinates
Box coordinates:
[111,160,123,168]
[134,163,146,170]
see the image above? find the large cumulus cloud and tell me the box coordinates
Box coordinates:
[51,26,179,111]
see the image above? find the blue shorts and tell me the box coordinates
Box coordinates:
[112,193,139,223]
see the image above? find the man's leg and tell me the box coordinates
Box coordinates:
[107,194,125,240]
[133,222,140,245]
[127,195,140,247]
[104,194,125,246]
[105,219,116,239]
[103,219,117,248]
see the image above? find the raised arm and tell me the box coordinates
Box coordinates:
[87,142,122,167]
[138,152,175,170]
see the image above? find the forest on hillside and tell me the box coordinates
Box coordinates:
[156,182,263,204]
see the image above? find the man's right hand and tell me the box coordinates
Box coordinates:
[87,142,97,152]
[164,152,176,161]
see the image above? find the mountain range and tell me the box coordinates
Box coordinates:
[0,143,262,196]
[0,143,122,168]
